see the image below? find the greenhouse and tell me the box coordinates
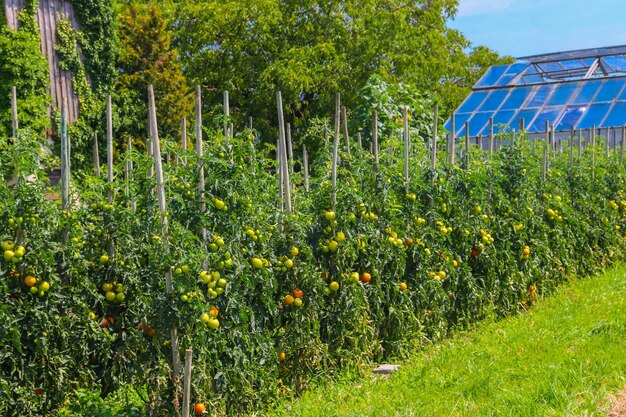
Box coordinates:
[446,45,626,142]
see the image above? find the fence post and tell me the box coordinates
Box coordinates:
[195,86,206,267]
[92,133,100,177]
[431,104,438,179]
[542,122,548,181]
[569,127,574,171]
[106,96,114,204]
[286,123,294,189]
[303,144,309,192]
[464,122,470,168]
[341,106,350,157]
[357,129,362,149]
[488,118,494,158]
[181,117,187,166]
[591,125,596,180]
[449,111,455,165]
[60,99,70,243]
[223,90,230,138]
[621,125,625,166]
[148,85,181,385]
[126,136,135,213]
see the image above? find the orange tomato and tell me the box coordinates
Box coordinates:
[292,289,303,299]
[284,294,294,305]
[360,272,372,283]
[194,403,206,414]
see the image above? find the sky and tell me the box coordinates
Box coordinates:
[447,0,626,58]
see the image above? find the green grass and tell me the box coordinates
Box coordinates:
[265,266,626,417]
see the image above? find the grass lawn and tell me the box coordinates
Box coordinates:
[266,265,626,417]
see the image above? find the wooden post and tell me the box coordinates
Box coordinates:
[277,138,283,213]
[542,122,548,181]
[488,118,494,158]
[276,91,291,215]
[591,125,596,180]
[148,85,181,383]
[60,100,70,211]
[578,129,583,158]
[357,129,362,149]
[569,127,574,170]
[92,132,100,177]
[182,349,193,417]
[331,94,340,209]
[286,123,294,185]
[449,111,455,164]
[223,90,230,138]
[619,126,626,166]
[372,110,379,175]
[605,127,610,158]
[195,87,206,264]
[431,104,438,177]
[341,106,350,156]
[106,95,114,204]
[519,117,525,134]
[11,86,18,138]
[464,122,470,168]
[181,117,187,166]
[403,107,410,193]
[303,144,309,192]
[126,136,135,213]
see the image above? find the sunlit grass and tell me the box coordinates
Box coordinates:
[266,265,626,417]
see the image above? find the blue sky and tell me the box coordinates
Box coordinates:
[448,0,626,58]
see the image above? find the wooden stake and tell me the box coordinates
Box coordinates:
[92,132,100,177]
[303,144,309,192]
[432,104,438,176]
[621,125,625,166]
[60,99,70,211]
[195,87,206,263]
[331,94,340,209]
[126,136,135,213]
[605,127,610,158]
[341,106,350,156]
[223,90,230,138]
[181,117,187,166]
[182,349,193,417]
[372,110,379,184]
[591,126,596,180]
[569,127,574,171]
[148,85,180,382]
[106,95,114,204]
[277,91,291,215]
[542,122,548,181]
[403,106,410,193]
[449,111,455,164]
[578,129,583,158]
[357,130,362,149]
[488,118,494,158]
[286,123,294,184]
[464,122,470,168]
[11,86,18,138]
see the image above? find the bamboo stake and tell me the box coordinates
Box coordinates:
[341,106,350,156]
[331,94,340,209]
[431,105,438,174]
[605,127,610,158]
[11,86,18,138]
[182,349,193,417]
[464,122,470,168]
[60,99,70,244]
[126,136,135,213]
[181,117,187,166]
[303,144,309,192]
[488,118,494,158]
[286,122,294,184]
[357,129,362,149]
[403,106,410,193]
[277,138,283,213]
[372,110,379,189]
[277,91,291,215]
[569,127,574,171]
[106,95,114,204]
[578,129,583,158]
[92,132,100,177]
[223,91,230,138]
[148,85,181,382]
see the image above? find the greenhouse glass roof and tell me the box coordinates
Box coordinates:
[445,45,626,137]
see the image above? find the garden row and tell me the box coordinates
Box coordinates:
[1,92,625,416]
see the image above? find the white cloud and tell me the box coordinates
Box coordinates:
[456,0,514,17]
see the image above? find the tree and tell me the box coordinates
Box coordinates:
[115,2,191,149]
[171,0,505,140]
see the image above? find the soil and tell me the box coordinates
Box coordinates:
[608,387,626,417]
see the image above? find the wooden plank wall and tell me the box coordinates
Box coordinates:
[4,0,81,124]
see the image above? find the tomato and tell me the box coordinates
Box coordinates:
[100,318,110,328]
[437,271,446,280]
[194,403,206,414]
[335,231,345,241]
[328,240,338,252]
[284,294,294,305]
[399,282,408,291]
[284,259,294,269]
[452,260,458,268]
[101,282,113,292]
[329,281,339,292]
[360,272,371,283]
[293,298,303,308]
[207,318,219,329]
[405,238,414,246]
[209,305,219,317]
[278,351,286,362]
[115,292,125,303]
[99,254,109,265]
[23,276,37,287]
[3,250,14,262]
[39,281,50,292]
[14,246,25,257]
[201,313,210,323]
[324,211,336,221]
[251,258,263,268]
[105,291,116,302]
[144,326,157,337]
[1,241,14,251]
[292,289,303,299]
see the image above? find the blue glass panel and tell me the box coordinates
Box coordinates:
[452,113,473,136]
[478,90,510,111]
[570,80,603,105]
[500,87,533,110]
[601,102,626,127]
[476,65,509,88]
[467,112,495,136]
[496,63,528,86]
[576,103,611,129]
[511,109,539,130]
[547,83,578,106]
[620,87,626,101]
[444,118,451,132]
[526,85,556,108]
[556,105,586,130]
[528,107,562,132]
[594,79,626,102]
[457,91,489,113]
[480,110,516,135]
